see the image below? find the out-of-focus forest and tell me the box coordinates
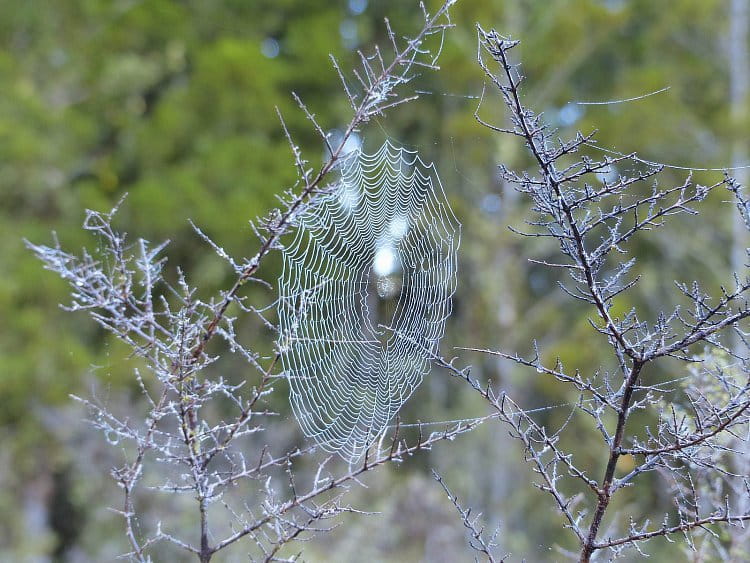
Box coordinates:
[2,0,746,561]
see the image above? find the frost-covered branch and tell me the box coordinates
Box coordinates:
[26,3,462,561]
[448,24,750,562]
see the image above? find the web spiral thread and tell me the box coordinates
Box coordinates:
[278,141,460,462]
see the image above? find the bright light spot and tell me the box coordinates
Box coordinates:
[480,193,502,214]
[340,19,358,49]
[373,246,397,277]
[348,0,367,15]
[389,216,409,239]
[261,38,280,59]
[558,104,584,127]
[342,132,362,155]
[596,166,618,185]
[328,130,362,160]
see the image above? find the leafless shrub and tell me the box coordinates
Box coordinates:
[439,25,750,562]
[26,3,482,561]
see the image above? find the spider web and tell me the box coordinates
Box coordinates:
[278,140,460,462]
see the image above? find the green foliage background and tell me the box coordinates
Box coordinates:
[1,0,741,560]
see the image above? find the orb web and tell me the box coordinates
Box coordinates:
[278,140,460,462]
